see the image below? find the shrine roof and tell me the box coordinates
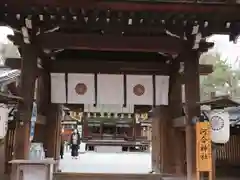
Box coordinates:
[1,1,240,44]
[199,95,240,109]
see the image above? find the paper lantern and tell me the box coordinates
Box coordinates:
[0,104,8,139]
[209,110,230,144]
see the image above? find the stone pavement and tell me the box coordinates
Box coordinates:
[1,151,239,180]
[59,151,152,173]
[59,152,240,180]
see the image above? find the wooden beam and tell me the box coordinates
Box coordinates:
[36,115,46,125]
[44,104,61,159]
[5,58,213,75]
[184,50,201,180]
[151,107,162,173]
[198,64,213,75]
[172,116,186,128]
[168,59,185,175]
[1,1,239,14]
[50,59,170,75]
[36,71,51,116]
[50,60,212,75]
[14,44,38,159]
[35,33,184,53]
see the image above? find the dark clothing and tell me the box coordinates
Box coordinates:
[60,143,64,159]
[60,135,64,159]
[71,144,79,157]
[70,132,81,157]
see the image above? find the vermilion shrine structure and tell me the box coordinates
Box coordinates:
[1,1,240,180]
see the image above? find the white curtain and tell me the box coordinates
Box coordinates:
[126,75,153,105]
[97,74,124,105]
[50,73,66,103]
[67,73,95,104]
[155,75,170,105]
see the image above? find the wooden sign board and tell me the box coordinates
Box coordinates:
[196,121,212,172]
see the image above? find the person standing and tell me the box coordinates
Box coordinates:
[60,133,64,159]
[70,129,80,159]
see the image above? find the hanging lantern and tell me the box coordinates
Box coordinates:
[120,114,124,118]
[79,112,83,121]
[114,113,118,118]
[93,113,97,118]
[135,113,140,123]
[141,113,148,120]
[107,112,111,118]
[208,110,230,144]
[128,114,132,118]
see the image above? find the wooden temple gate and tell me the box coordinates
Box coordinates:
[1,1,240,180]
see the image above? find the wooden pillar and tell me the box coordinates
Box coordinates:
[44,104,62,160]
[169,60,185,175]
[159,106,173,174]
[14,44,37,159]
[151,107,161,173]
[34,71,50,143]
[184,50,201,180]
[152,60,184,175]
[152,105,175,174]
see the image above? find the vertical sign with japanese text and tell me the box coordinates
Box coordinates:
[196,121,212,172]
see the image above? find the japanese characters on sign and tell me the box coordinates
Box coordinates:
[196,122,212,172]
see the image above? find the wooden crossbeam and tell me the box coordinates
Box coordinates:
[35,33,185,53]
[5,58,213,75]
[50,59,171,75]
[1,1,239,14]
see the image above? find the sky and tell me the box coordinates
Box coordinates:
[0,26,239,68]
[207,35,240,68]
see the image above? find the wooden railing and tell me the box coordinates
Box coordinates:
[216,134,240,166]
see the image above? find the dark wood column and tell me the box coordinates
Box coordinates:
[44,104,62,161]
[152,60,184,174]
[151,107,161,173]
[169,60,185,175]
[34,71,50,143]
[14,44,38,159]
[158,106,173,174]
[184,50,201,180]
[152,59,186,175]
[33,69,62,170]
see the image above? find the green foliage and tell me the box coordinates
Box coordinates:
[200,52,239,99]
